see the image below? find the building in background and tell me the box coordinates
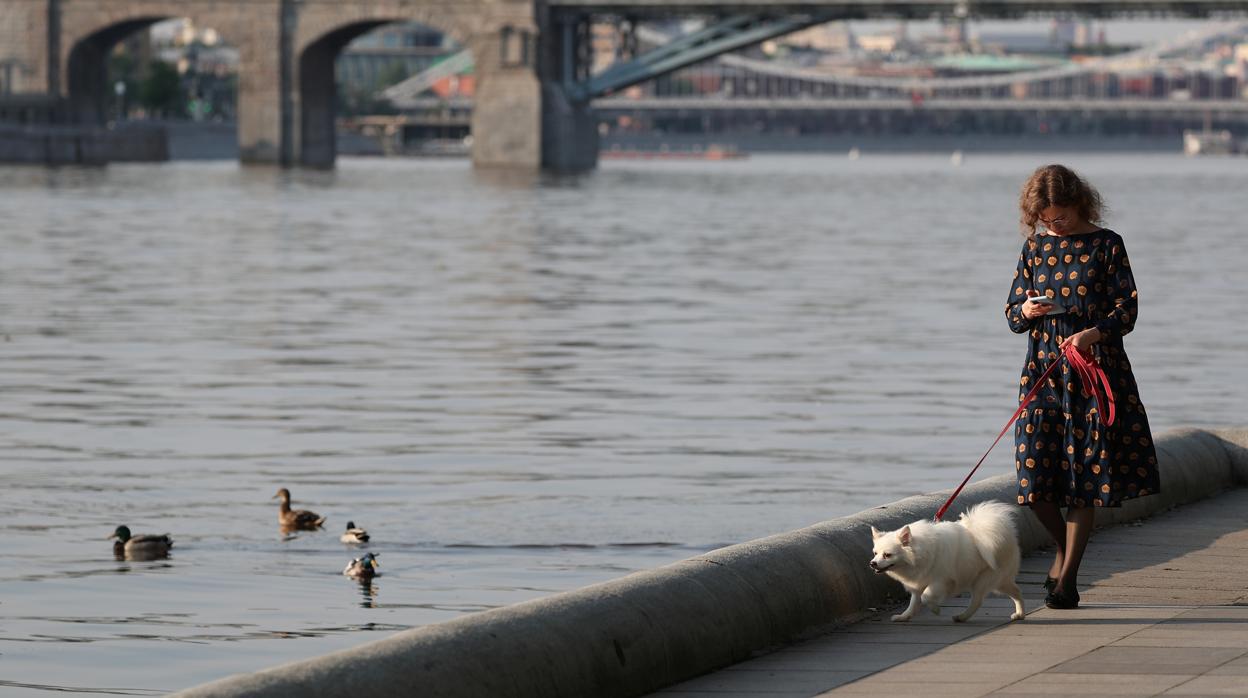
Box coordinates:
[784,23,856,53]
[336,23,460,114]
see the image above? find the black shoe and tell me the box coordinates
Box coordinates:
[1043,576,1057,593]
[1045,587,1080,609]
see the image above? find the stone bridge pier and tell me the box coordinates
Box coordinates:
[1,0,564,170]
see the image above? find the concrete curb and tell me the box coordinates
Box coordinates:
[175,427,1248,698]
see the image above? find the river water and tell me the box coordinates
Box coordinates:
[0,154,1242,694]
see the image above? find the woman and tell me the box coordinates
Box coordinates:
[1004,164,1159,610]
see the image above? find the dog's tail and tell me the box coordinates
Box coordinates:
[957,501,1019,571]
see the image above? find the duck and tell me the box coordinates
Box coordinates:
[109,525,173,560]
[343,552,380,579]
[341,521,370,544]
[272,488,326,530]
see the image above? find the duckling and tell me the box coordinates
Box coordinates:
[272,488,326,530]
[343,552,380,579]
[341,521,370,544]
[109,525,172,560]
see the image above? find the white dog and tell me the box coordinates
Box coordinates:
[869,501,1026,623]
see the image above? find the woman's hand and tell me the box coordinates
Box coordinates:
[1020,290,1052,319]
[1061,327,1103,354]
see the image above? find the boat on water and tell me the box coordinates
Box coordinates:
[1183,129,1240,156]
[600,144,747,161]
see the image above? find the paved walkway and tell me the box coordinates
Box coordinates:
[653,489,1248,698]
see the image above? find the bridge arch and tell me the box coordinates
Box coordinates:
[294,9,476,167]
[60,6,250,125]
[56,4,255,163]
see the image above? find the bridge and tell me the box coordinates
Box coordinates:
[584,21,1248,137]
[380,20,1247,141]
[2,0,1247,171]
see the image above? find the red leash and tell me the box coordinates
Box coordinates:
[1065,345,1116,428]
[933,344,1114,521]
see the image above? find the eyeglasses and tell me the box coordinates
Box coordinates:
[1039,215,1069,229]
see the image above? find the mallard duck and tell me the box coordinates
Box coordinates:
[109,525,172,560]
[343,552,379,579]
[273,488,326,530]
[341,521,370,544]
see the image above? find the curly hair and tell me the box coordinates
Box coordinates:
[1018,164,1105,238]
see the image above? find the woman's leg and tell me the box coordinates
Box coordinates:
[1056,505,1095,592]
[1029,501,1067,579]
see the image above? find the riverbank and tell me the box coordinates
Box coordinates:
[150,122,1192,160]
[0,122,167,164]
[175,427,1248,697]
[600,132,1188,155]
[3,120,1185,164]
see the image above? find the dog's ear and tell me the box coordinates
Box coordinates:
[870,526,882,539]
[898,526,912,546]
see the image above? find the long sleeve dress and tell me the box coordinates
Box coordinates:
[1005,228,1160,508]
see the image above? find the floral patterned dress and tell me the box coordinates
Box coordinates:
[1004,228,1160,508]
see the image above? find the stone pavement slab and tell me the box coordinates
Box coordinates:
[651,489,1248,698]
[992,673,1196,696]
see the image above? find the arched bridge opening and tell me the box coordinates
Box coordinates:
[66,17,240,156]
[298,20,473,168]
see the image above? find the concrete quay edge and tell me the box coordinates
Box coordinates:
[174,426,1248,698]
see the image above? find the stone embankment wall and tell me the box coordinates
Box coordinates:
[176,427,1248,698]
[0,123,168,164]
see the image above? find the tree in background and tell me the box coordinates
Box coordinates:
[106,51,142,118]
[141,61,183,118]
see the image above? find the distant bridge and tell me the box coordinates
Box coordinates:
[3,0,1248,171]
[705,21,1248,93]
[545,0,1248,12]
[592,97,1248,116]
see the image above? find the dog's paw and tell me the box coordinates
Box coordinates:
[1010,612,1026,621]
[929,605,941,615]
[953,613,970,623]
[890,614,912,622]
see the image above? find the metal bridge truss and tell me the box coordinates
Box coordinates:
[556,12,840,100]
[590,19,1248,105]
[381,50,475,107]
[713,20,1248,92]
[546,2,1248,102]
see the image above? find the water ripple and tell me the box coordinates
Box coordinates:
[1,154,1244,693]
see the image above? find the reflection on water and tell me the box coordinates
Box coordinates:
[0,155,1244,694]
[112,550,172,562]
[279,524,325,539]
[355,578,379,609]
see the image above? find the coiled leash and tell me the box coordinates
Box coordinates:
[932,343,1115,522]
[1065,344,1116,428]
